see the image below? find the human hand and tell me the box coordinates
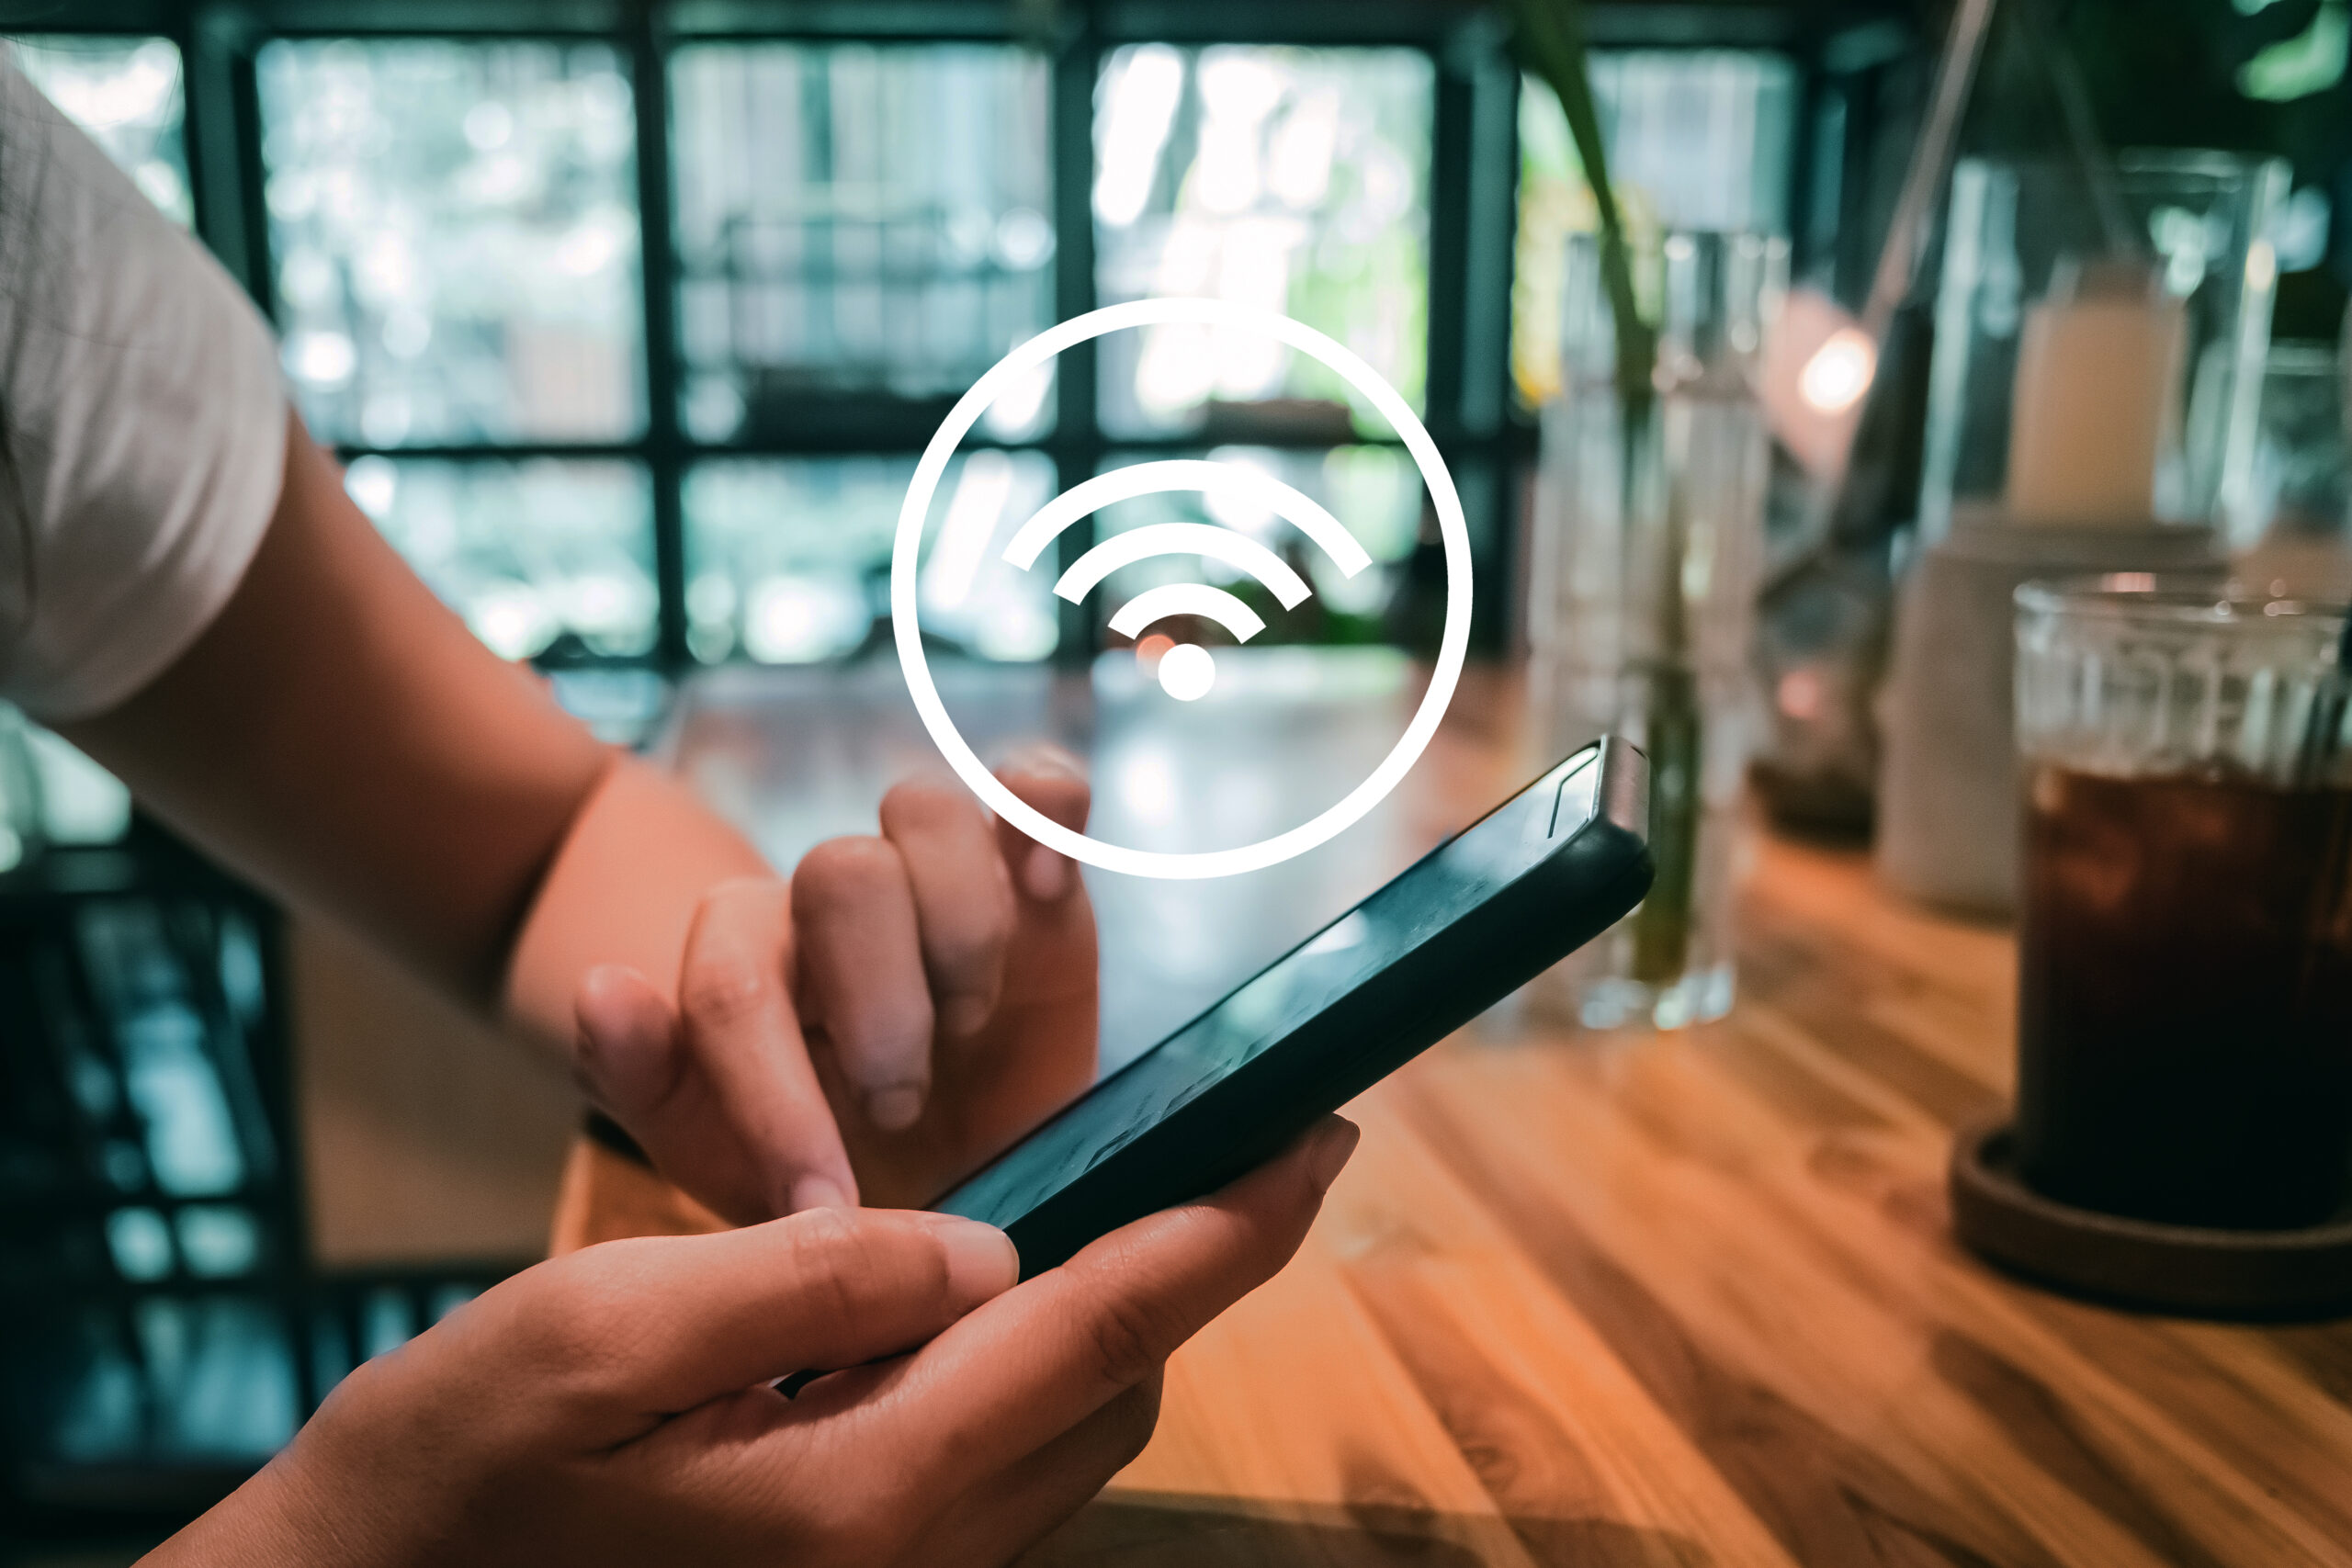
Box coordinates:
[148,1118,1357,1568]
[571,749,1096,1220]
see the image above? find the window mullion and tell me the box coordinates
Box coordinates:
[1047,10,1103,668]
[185,6,272,312]
[629,1,691,673]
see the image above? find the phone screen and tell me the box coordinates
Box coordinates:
[936,746,1605,1230]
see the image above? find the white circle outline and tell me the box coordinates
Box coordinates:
[892,297,1470,879]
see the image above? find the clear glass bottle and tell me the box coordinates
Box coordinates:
[2234,338,2352,599]
[1525,231,1781,1029]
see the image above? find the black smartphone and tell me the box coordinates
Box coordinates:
[934,736,1652,1276]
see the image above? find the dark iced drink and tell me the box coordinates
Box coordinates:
[2018,763,2352,1227]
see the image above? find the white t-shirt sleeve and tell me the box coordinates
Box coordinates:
[0,59,288,722]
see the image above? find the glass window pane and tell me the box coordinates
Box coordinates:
[12,37,192,225]
[1091,446,1425,647]
[1093,45,1432,439]
[685,452,1058,664]
[669,44,1054,444]
[1514,51,1796,406]
[341,458,656,660]
[257,41,647,446]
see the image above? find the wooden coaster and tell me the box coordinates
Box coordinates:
[1949,1111,2352,1321]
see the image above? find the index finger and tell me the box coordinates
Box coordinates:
[877,1115,1357,1486]
[876,777,1015,1041]
[677,880,859,1214]
[994,746,1090,903]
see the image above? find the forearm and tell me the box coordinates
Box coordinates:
[501,753,773,1054]
[66,412,775,1061]
[64,416,611,1005]
[141,1450,367,1568]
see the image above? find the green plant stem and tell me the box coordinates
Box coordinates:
[1631,660,1702,983]
[1512,0,1702,997]
[1507,0,1654,413]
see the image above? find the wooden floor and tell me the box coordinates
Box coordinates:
[560,660,2352,1566]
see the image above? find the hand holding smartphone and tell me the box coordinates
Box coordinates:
[936,738,1652,1275]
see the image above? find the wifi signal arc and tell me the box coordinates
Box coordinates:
[999,457,1374,703]
[1052,522,1310,606]
[1001,459,1374,579]
[1107,581,1265,641]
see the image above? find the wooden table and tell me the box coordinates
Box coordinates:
[553,661,2352,1567]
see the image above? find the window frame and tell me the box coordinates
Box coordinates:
[44,0,1909,670]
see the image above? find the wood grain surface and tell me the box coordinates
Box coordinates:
[551,666,2352,1566]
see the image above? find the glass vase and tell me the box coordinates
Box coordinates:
[1525,231,1781,1030]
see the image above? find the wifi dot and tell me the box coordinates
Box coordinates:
[1158,643,1216,702]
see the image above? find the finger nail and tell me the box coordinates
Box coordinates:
[1306,1119,1360,1195]
[571,974,627,1077]
[1023,844,1071,901]
[940,996,991,1039]
[791,1175,854,1213]
[936,1219,1020,1305]
[1010,743,1081,779]
[865,1083,927,1132]
[568,1026,605,1092]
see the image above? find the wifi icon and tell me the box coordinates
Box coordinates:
[1000,458,1374,702]
[892,297,1468,880]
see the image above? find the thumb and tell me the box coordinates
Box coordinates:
[870,1116,1354,1490]
[492,1208,1020,1427]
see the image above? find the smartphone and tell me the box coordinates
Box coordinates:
[934,736,1652,1276]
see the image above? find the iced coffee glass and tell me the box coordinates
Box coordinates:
[2013,577,2352,1228]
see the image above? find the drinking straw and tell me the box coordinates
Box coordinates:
[1758,0,1996,595]
[2017,0,2141,265]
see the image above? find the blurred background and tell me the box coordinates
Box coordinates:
[0,7,1824,694]
[3,0,2346,1554]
